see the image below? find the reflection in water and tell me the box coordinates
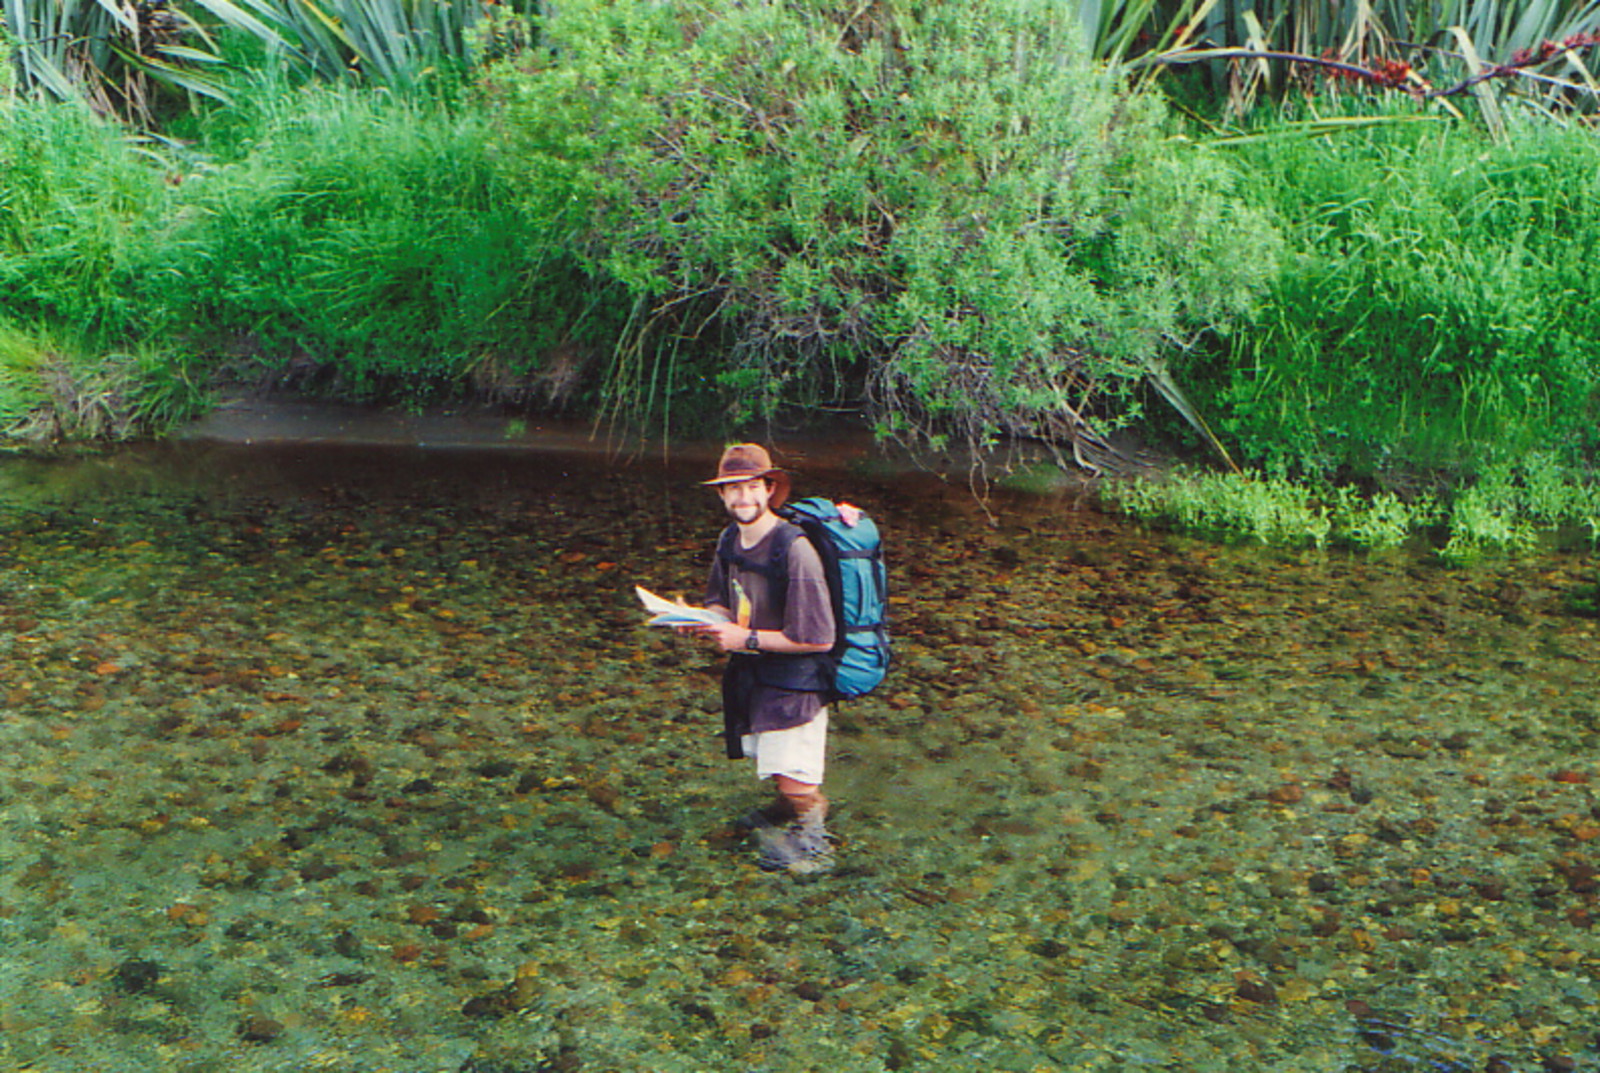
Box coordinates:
[1,443,1597,1072]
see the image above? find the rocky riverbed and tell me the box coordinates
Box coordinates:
[2,438,1598,1072]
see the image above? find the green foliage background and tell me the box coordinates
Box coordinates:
[0,102,157,337]
[3,0,1600,540]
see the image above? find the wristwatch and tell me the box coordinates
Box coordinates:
[744,630,760,651]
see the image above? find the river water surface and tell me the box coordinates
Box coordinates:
[1,433,1597,1073]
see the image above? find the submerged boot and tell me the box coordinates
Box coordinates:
[735,801,794,832]
[757,813,835,875]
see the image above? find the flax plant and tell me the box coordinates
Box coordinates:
[1121,0,1600,123]
[1,0,286,121]
[238,0,535,87]
[0,0,538,120]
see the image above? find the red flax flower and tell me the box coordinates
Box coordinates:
[1511,36,1592,68]
[1366,57,1413,87]
[1323,46,1361,83]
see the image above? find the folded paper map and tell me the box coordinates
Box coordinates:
[634,585,730,627]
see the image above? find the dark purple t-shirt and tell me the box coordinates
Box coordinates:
[705,523,834,733]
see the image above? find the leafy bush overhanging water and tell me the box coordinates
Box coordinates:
[487,0,1279,450]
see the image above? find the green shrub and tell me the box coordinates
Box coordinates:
[489,0,1278,445]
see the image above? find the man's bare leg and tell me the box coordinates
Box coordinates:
[774,774,826,823]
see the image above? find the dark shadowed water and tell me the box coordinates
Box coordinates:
[2,434,1597,1073]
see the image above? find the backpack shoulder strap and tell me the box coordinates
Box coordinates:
[717,521,802,580]
[714,524,739,566]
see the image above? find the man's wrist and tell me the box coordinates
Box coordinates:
[744,629,761,651]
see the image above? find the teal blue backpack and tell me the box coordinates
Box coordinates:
[777,498,891,701]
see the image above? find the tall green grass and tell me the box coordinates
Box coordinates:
[0,320,187,441]
[0,102,167,339]
[0,105,211,438]
[1187,110,1600,477]
[143,81,612,400]
[0,85,623,432]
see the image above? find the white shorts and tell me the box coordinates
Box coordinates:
[742,709,829,785]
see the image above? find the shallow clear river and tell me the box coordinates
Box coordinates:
[2,438,1597,1073]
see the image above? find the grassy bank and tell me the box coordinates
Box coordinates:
[5,7,1281,450]
[1109,108,1600,554]
[0,86,624,439]
[1188,108,1600,479]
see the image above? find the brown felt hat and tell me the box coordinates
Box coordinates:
[703,443,790,509]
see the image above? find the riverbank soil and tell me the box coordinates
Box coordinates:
[1,440,1597,1072]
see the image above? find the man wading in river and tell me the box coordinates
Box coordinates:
[690,444,838,875]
